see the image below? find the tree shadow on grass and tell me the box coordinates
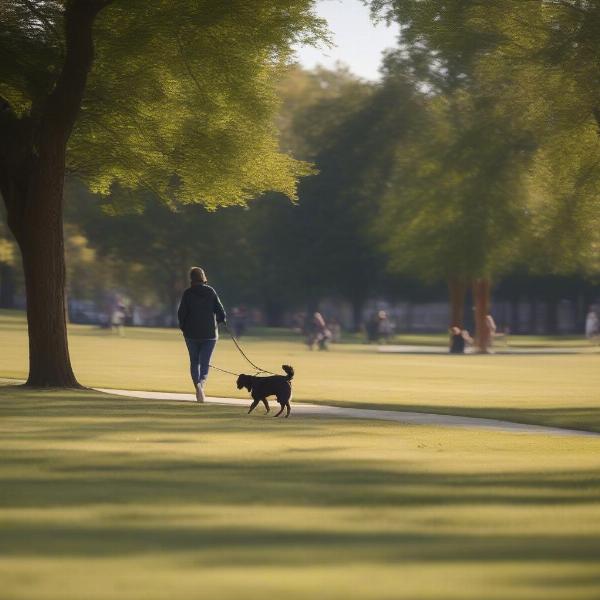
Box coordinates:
[2,521,600,566]
[2,386,600,586]
[0,387,377,441]
[3,446,600,566]
[3,455,600,510]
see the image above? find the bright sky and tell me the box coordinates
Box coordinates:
[294,0,399,81]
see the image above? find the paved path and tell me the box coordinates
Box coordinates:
[95,387,599,438]
[377,344,596,355]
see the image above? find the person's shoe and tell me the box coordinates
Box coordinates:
[195,381,205,403]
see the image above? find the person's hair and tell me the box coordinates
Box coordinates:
[189,267,207,284]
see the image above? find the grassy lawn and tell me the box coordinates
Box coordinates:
[1,309,599,432]
[2,385,600,600]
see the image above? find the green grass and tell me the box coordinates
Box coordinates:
[210,326,593,348]
[1,309,599,432]
[2,385,600,600]
[387,332,595,348]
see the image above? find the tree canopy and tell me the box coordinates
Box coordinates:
[1,0,325,207]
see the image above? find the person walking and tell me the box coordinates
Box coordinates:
[177,267,226,402]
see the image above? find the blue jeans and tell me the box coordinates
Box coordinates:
[184,338,217,386]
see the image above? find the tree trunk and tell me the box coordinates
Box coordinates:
[17,188,79,387]
[472,278,492,353]
[0,0,110,387]
[0,263,16,308]
[447,277,467,328]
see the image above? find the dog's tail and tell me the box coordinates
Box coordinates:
[282,364,294,381]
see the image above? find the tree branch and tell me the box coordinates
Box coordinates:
[40,0,113,148]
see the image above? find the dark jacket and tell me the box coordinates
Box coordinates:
[177,284,226,340]
[449,333,465,354]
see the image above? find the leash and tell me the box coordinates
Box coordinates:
[208,322,278,377]
[224,322,279,375]
[208,364,239,376]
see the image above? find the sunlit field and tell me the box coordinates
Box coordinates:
[4,0,600,598]
[1,310,599,431]
[1,386,600,600]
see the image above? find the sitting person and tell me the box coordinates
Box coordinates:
[449,326,473,354]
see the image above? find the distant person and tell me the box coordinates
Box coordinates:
[485,313,498,351]
[306,312,331,351]
[377,310,393,343]
[111,299,127,336]
[177,267,226,402]
[449,326,473,354]
[365,311,391,344]
[585,309,599,340]
[485,314,497,337]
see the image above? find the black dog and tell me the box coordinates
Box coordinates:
[237,365,294,418]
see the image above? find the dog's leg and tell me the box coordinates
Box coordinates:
[273,405,285,417]
[285,403,291,418]
[261,398,270,413]
[248,399,260,414]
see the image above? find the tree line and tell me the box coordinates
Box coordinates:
[70,26,600,350]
